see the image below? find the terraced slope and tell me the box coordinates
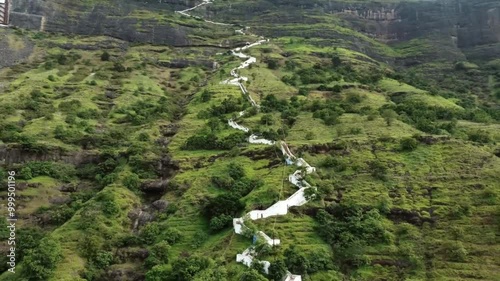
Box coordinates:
[0,1,499,281]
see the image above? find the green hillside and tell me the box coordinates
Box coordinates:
[0,0,499,280]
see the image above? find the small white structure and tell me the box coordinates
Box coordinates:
[284,272,303,281]
[0,0,11,26]
[228,119,249,132]
[248,135,275,145]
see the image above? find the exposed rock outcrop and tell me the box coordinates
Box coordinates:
[9,0,201,45]
[0,29,34,68]
[0,144,99,166]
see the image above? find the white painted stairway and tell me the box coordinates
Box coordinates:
[176,2,316,280]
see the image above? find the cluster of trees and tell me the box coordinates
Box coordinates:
[260,94,300,126]
[384,101,460,134]
[23,237,63,280]
[308,99,345,125]
[204,163,264,232]
[146,255,216,281]
[197,96,246,119]
[22,89,56,120]
[183,131,247,150]
[183,116,248,150]
[18,161,76,183]
[320,156,347,172]
[43,51,82,70]
[379,100,496,142]
[115,97,171,125]
[35,191,93,226]
[315,202,391,272]
[0,223,45,274]
[281,56,383,88]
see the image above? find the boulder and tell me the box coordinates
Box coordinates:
[151,200,169,211]
[49,196,71,205]
[140,180,169,193]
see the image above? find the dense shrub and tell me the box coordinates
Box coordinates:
[267,59,279,70]
[183,131,247,150]
[165,256,212,281]
[140,222,162,245]
[227,162,245,180]
[400,137,419,151]
[209,214,233,232]
[320,156,347,172]
[211,175,235,190]
[145,241,170,269]
[24,237,63,280]
[122,173,141,192]
[204,193,244,219]
[18,161,76,182]
[101,51,110,61]
[315,203,390,271]
[468,130,492,144]
[369,160,388,181]
[200,89,214,102]
[284,246,310,274]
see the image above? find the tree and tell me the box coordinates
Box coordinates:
[209,214,233,232]
[19,166,33,180]
[260,114,274,125]
[113,62,126,72]
[168,256,211,281]
[400,137,418,151]
[145,264,169,281]
[141,222,161,245]
[163,228,182,245]
[381,109,398,126]
[305,131,316,140]
[267,59,279,70]
[145,241,170,269]
[123,173,140,192]
[227,162,245,180]
[24,237,63,280]
[369,160,388,181]
[239,269,267,281]
[315,204,389,271]
[268,260,287,281]
[56,53,67,65]
[207,118,222,132]
[193,267,228,281]
[79,233,103,261]
[94,251,114,268]
[331,55,342,67]
[101,51,110,61]
[204,193,244,219]
[201,89,213,102]
[284,246,310,275]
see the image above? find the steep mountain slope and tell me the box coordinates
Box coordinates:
[0,0,499,281]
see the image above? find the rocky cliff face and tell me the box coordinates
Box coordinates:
[7,0,500,60]
[9,0,197,45]
[326,0,500,60]
[0,145,99,166]
[207,0,500,61]
[335,0,500,47]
